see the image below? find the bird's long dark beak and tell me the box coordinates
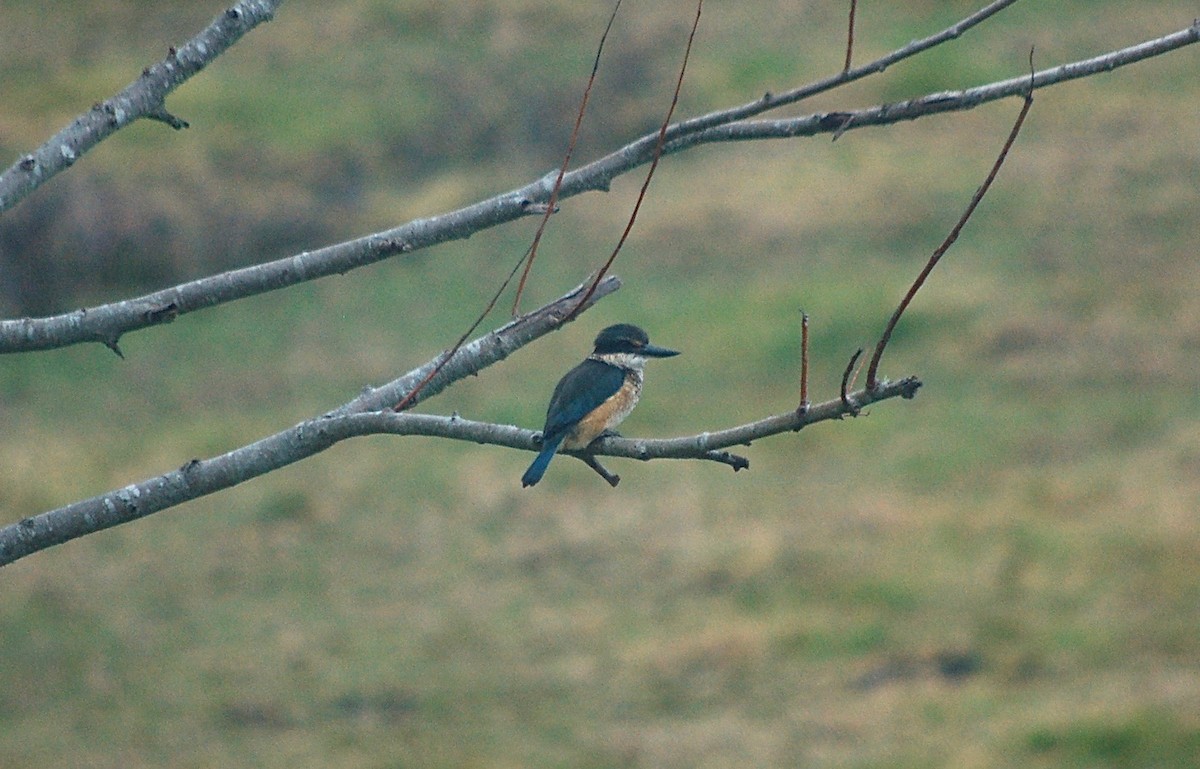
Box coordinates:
[643,344,680,358]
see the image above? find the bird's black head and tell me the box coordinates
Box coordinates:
[592,323,680,358]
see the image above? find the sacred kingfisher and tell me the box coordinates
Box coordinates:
[521,323,680,487]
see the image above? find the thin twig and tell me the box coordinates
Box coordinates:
[840,348,863,414]
[570,0,704,317]
[799,311,810,412]
[865,50,1036,390]
[511,0,623,315]
[394,243,537,411]
[844,0,858,72]
[610,0,1026,159]
[581,455,621,487]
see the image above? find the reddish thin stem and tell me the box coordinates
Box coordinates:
[406,2,629,410]
[393,246,535,412]
[865,56,1035,390]
[844,0,858,72]
[570,0,704,317]
[799,311,810,409]
[511,0,623,315]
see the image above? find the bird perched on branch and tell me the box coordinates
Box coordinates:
[522,323,679,487]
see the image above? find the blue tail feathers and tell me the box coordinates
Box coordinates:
[522,434,565,487]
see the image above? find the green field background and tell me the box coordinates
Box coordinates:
[2,1,1198,767]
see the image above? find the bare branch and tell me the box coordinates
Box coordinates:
[335,275,622,416]
[0,275,620,567]
[330,374,921,467]
[577,0,1026,170]
[3,19,1194,356]
[580,455,622,487]
[0,269,928,569]
[0,201,543,355]
[582,376,923,461]
[0,1,281,215]
[672,22,1199,151]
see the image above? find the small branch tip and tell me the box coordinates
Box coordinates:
[799,310,810,408]
[148,109,190,130]
[840,348,863,415]
[582,454,620,487]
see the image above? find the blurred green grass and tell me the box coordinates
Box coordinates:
[2,1,1199,767]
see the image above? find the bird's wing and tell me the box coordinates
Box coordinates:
[541,359,625,441]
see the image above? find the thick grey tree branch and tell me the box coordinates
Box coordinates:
[0,0,282,215]
[0,275,620,567]
[3,11,1194,355]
